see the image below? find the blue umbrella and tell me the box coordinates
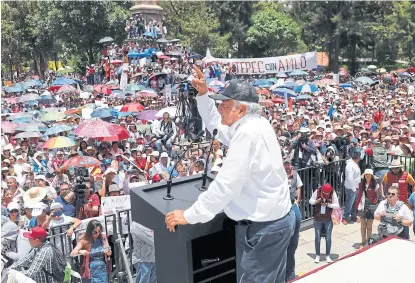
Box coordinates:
[91,108,113,118]
[272,88,296,98]
[289,70,308,77]
[11,117,33,123]
[294,83,319,93]
[284,82,298,89]
[340,83,353,88]
[143,31,157,38]
[252,79,273,88]
[23,79,42,88]
[296,94,313,100]
[51,77,78,86]
[39,94,56,104]
[44,124,72,136]
[5,85,25,93]
[188,53,201,59]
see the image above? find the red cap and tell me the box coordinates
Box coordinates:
[152,174,161,182]
[23,227,47,240]
[321,184,333,194]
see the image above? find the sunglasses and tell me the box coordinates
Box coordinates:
[9,209,19,213]
[92,230,101,235]
[387,192,396,196]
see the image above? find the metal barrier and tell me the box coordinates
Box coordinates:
[387,154,415,174]
[296,160,347,227]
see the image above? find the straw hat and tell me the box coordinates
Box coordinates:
[23,187,47,204]
[389,159,403,168]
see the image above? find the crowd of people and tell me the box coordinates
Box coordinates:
[2,32,415,282]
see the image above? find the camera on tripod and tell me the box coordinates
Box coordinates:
[179,80,197,97]
[74,167,89,205]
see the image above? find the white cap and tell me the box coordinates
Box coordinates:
[31,203,48,217]
[35,175,46,181]
[160,152,169,158]
[7,202,19,211]
[50,202,63,210]
[150,151,160,157]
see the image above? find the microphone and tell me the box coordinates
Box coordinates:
[199,129,218,191]
[163,130,205,200]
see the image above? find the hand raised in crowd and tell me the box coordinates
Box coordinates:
[191,66,208,95]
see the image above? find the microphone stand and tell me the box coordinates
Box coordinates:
[199,129,218,191]
[163,130,205,200]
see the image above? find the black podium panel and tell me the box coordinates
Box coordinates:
[130,174,237,283]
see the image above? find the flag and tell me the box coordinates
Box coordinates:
[328,104,335,119]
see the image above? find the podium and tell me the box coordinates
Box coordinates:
[130,174,237,283]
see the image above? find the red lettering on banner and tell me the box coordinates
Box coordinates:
[300,56,307,68]
[240,62,244,73]
[294,58,301,69]
[278,60,286,72]
[258,61,264,73]
[286,58,295,70]
[245,62,251,74]
[251,61,256,73]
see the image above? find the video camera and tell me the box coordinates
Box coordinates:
[179,80,198,97]
[74,167,89,205]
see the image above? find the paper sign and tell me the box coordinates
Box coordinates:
[101,195,131,215]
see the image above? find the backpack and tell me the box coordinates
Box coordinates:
[43,243,67,282]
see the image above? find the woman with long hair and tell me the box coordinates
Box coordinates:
[355,169,379,248]
[71,220,112,283]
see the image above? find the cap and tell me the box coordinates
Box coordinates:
[87,146,94,151]
[108,184,120,193]
[208,79,259,103]
[321,184,333,194]
[1,167,9,171]
[34,175,46,181]
[50,202,63,210]
[23,226,47,240]
[150,151,160,157]
[152,174,161,182]
[7,202,19,211]
[160,152,169,158]
[30,202,48,216]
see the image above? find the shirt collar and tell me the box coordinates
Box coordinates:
[228,114,260,138]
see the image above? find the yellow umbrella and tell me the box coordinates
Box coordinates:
[376,68,387,74]
[40,111,67,122]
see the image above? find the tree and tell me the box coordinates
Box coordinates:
[246,2,306,57]
[160,1,230,57]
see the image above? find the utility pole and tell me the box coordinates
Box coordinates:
[9,55,13,82]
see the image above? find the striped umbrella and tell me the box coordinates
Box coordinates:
[60,156,102,170]
[294,83,319,93]
[44,124,73,136]
[1,121,18,134]
[43,136,76,149]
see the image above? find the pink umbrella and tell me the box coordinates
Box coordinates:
[158,55,171,60]
[1,121,18,134]
[138,90,157,97]
[4,98,18,104]
[74,119,130,139]
[119,103,145,112]
[57,84,77,94]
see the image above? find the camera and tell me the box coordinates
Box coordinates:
[179,80,197,97]
[74,167,89,205]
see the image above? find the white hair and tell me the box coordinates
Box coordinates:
[233,101,262,115]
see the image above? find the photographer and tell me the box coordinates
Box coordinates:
[155,112,176,155]
[290,128,317,169]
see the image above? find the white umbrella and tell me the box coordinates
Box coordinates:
[79,92,91,99]
[15,131,43,139]
[156,107,177,118]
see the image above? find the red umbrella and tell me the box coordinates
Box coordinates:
[96,126,130,141]
[74,119,129,139]
[111,60,124,64]
[48,85,61,92]
[1,121,18,134]
[259,99,274,107]
[64,108,81,115]
[119,102,145,112]
[60,155,102,170]
[408,66,415,73]
[271,97,284,104]
[93,85,112,94]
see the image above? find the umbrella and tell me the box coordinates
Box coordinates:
[294,84,319,93]
[119,103,145,112]
[170,39,181,43]
[93,85,112,95]
[340,83,353,88]
[51,77,78,86]
[111,59,124,64]
[284,81,298,88]
[272,88,296,98]
[74,119,129,139]
[60,156,102,170]
[367,65,377,70]
[5,84,25,93]
[40,112,67,122]
[156,38,169,43]
[296,94,313,100]
[381,74,397,85]
[43,136,76,149]
[252,79,273,88]
[143,31,156,38]
[125,84,145,92]
[259,100,274,107]
[156,107,177,118]
[276,73,288,78]
[4,98,18,104]
[1,121,18,133]
[96,125,130,141]
[315,78,337,86]
[289,70,308,77]
[44,125,72,136]
[57,84,77,94]
[138,110,158,120]
[18,93,40,103]
[64,108,82,115]
[91,108,113,118]
[83,85,94,92]
[80,92,92,99]
[39,94,56,104]
[138,90,158,97]
[158,55,171,60]
[271,97,284,104]
[15,124,42,132]
[14,131,43,139]
[98,36,114,43]
[398,72,411,78]
[354,76,374,85]
[23,79,42,88]
[376,68,387,74]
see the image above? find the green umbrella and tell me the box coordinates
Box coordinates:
[125,84,145,91]
[40,111,67,122]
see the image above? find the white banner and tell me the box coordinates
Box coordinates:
[101,195,131,215]
[203,52,317,75]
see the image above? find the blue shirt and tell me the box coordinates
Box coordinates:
[408,192,415,220]
[55,195,76,217]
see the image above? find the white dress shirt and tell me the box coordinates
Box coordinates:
[184,94,292,224]
[344,159,361,192]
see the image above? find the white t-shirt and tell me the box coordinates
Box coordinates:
[374,200,414,222]
[49,215,75,254]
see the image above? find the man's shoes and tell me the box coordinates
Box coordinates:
[314,255,320,263]
[326,255,333,263]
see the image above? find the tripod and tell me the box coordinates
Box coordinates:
[175,87,202,140]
